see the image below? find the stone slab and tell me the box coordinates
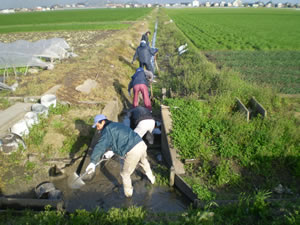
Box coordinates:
[43,85,61,96]
[101,98,122,122]
[75,79,98,95]
[0,102,32,137]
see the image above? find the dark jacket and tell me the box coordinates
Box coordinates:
[141,33,149,46]
[90,120,142,164]
[127,106,153,129]
[132,41,153,64]
[128,68,148,92]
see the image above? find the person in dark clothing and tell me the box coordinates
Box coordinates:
[128,67,152,111]
[86,114,155,197]
[127,106,155,144]
[132,40,155,74]
[141,31,151,46]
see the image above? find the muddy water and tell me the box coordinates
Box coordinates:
[52,156,190,213]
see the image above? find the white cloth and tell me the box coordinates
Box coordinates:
[86,162,96,174]
[103,150,114,159]
[134,119,155,138]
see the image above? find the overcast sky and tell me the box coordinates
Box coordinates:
[0,0,299,10]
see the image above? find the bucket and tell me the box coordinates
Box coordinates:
[31,103,48,116]
[48,190,62,200]
[41,94,56,108]
[0,133,26,155]
[11,119,29,137]
[35,182,56,199]
[24,112,39,128]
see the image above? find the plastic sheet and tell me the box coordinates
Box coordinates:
[0,38,75,70]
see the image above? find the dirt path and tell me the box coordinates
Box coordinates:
[0,19,149,105]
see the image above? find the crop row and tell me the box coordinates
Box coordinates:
[166,8,300,50]
[205,50,300,94]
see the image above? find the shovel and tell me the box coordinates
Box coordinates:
[68,158,108,189]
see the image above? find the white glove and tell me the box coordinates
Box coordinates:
[86,162,96,174]
[128,91,131,97]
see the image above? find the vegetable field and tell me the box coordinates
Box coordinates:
[0,8,151,33]
[166,8,300,94]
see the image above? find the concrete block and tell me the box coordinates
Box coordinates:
[174,174,198,202]
[249,96,267,118]
[236,97,250,122]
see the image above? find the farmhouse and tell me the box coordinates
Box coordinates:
[232,0,243,7]
[0,9,15,14]
[192,0,200,7]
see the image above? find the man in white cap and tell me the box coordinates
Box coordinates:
[132,40,156,74]
[86,114,155,197]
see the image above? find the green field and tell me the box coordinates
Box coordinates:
[0,8,151,33]
[166,8,300,50]
[166,8,300,94]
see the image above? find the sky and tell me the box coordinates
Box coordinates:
[0,0,299,10]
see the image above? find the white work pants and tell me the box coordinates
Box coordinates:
[120,141,154,194]
[134,119,155,138]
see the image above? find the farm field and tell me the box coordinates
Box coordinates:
[166,8,300,94]
[0,8,151,33]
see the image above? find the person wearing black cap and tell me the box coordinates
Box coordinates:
[86,114,155,197]
[141,31,151,46]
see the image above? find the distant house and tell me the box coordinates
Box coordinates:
[276,3,283,8]
[205,2,211,7]
[220,1,226,7]
[192,0,200,7]
[147,4,152,7]
[233,0,243,7]
[265,1,273,8]
[213,2,220,7]
[76,3,86,8]
[20,8,29,12]
[35,6,43,11]
[226,2,232,7]
[0,9,15,14]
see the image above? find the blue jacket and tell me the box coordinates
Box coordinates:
[128,68,148,92]
[90,120,142,164]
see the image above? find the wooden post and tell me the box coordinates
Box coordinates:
[169,166,175,186]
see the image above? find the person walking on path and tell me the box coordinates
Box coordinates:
[127,106,155,144]
[141,31,151,46]
[86,114,155,197]
[132,40,157,74]
[128,67,152,111]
